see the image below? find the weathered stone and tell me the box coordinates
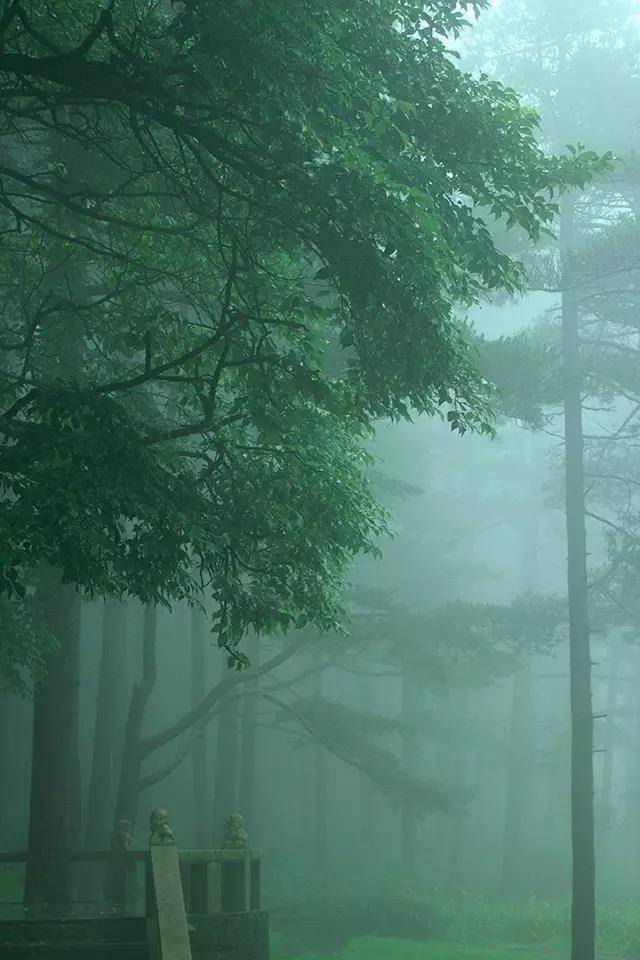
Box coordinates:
[147,810,191,960]
[188,909,269,960]
[149,808,175,844]
[0,916,148,959]
[223,814,249,850]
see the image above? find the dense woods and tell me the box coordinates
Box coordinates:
[1,3,640,960]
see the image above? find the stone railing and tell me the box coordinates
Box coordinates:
[107,811,262,917]
[145,808,192,960]
[0,810,262,918]
[0,810,268,960]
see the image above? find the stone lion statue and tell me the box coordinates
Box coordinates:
[223,812,249,849]
[113,818,132,849]
[149,807,175,843]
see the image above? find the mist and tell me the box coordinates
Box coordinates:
[1,3,640,960]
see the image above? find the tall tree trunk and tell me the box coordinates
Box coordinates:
[633,662,640,889]
[535,670,571,899]
[70,687,83,849]
[239,633,260,839]
[447,687,469,891]
[358,679,375,869]
[597,635,620,884]
[24,567,81,906]
[562,197,595,960]
[114,603,157,832]
[0,689,31,849]
[211,676,240,846]
[311,661,328,874]
[599,638,619,830]
[85,600,128,850]
[24,125,87,908]
[401,664,422,876]
[500,664,532,897]
[501,459,538,896]
[190,605,208,848]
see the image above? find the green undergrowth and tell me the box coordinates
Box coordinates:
[270,886,640,958]
[273,936,560,960]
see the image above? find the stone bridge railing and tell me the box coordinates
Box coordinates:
[0,810,269,960]
[108,810,262,918]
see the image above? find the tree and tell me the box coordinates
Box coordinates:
[24,567,81,905]
[190,605,209,848]
[211,685,240,847]
[271,594,566,871]
[0,0,607,624]
[0,0,607,905]
[465,2,640,954]
[85,599,128,851]
[239,633,260,840]
[561,193,596,960]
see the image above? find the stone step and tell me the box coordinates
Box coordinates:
[0,916,146,945]
[0,942,148,959]
[0,916,148,958]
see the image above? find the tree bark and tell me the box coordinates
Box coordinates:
[501,458,538,896]
[500,664,532,897]
[85,600,128,850]
[190,605,208,848]
[211,677,240,846]
[358,679,375,868]
[24,567,81,906]
[562,197,595,960]
[141,639,302,759]
[113,603,157,831]
[633,659,640,888]
[597,634,620,883]
[239,633,260,838]
[0,689,31,849]
[24,124,87,908]
[401,664,423,876]
[115,639,301,826]
[311,664,328,874]
[446,687,469,891]
[70,691,83,852]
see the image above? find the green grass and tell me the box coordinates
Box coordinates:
[273,936,562,960]
[270,891,640,959]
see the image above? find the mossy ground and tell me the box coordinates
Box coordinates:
[273,936,562,960]
[269,889,640,960]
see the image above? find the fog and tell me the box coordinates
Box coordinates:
[1,2,640,960]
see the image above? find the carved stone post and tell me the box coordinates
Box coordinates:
[106,818,133,910]
[146,808,174,918]
[147,808,192,960]
[221,812,251,913]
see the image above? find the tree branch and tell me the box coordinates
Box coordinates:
[138,637,308,758]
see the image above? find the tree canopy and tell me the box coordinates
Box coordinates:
[0,0,607,657]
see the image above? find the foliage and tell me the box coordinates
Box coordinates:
[271,890,450,956]
[476,332,555,428]
[463,0,640,154]
[0,593,54,694]
[463,0,640,648]
[263,591,565,817]
[350,595,566,683]
[273,940,556,960]
[272,890,640,958]
[483,201,640,626]
[279,694,461,813]
[0,0,609,658]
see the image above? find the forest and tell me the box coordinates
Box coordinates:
[1,2,639,960]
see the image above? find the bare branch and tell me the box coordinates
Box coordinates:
[138,636,308,758]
